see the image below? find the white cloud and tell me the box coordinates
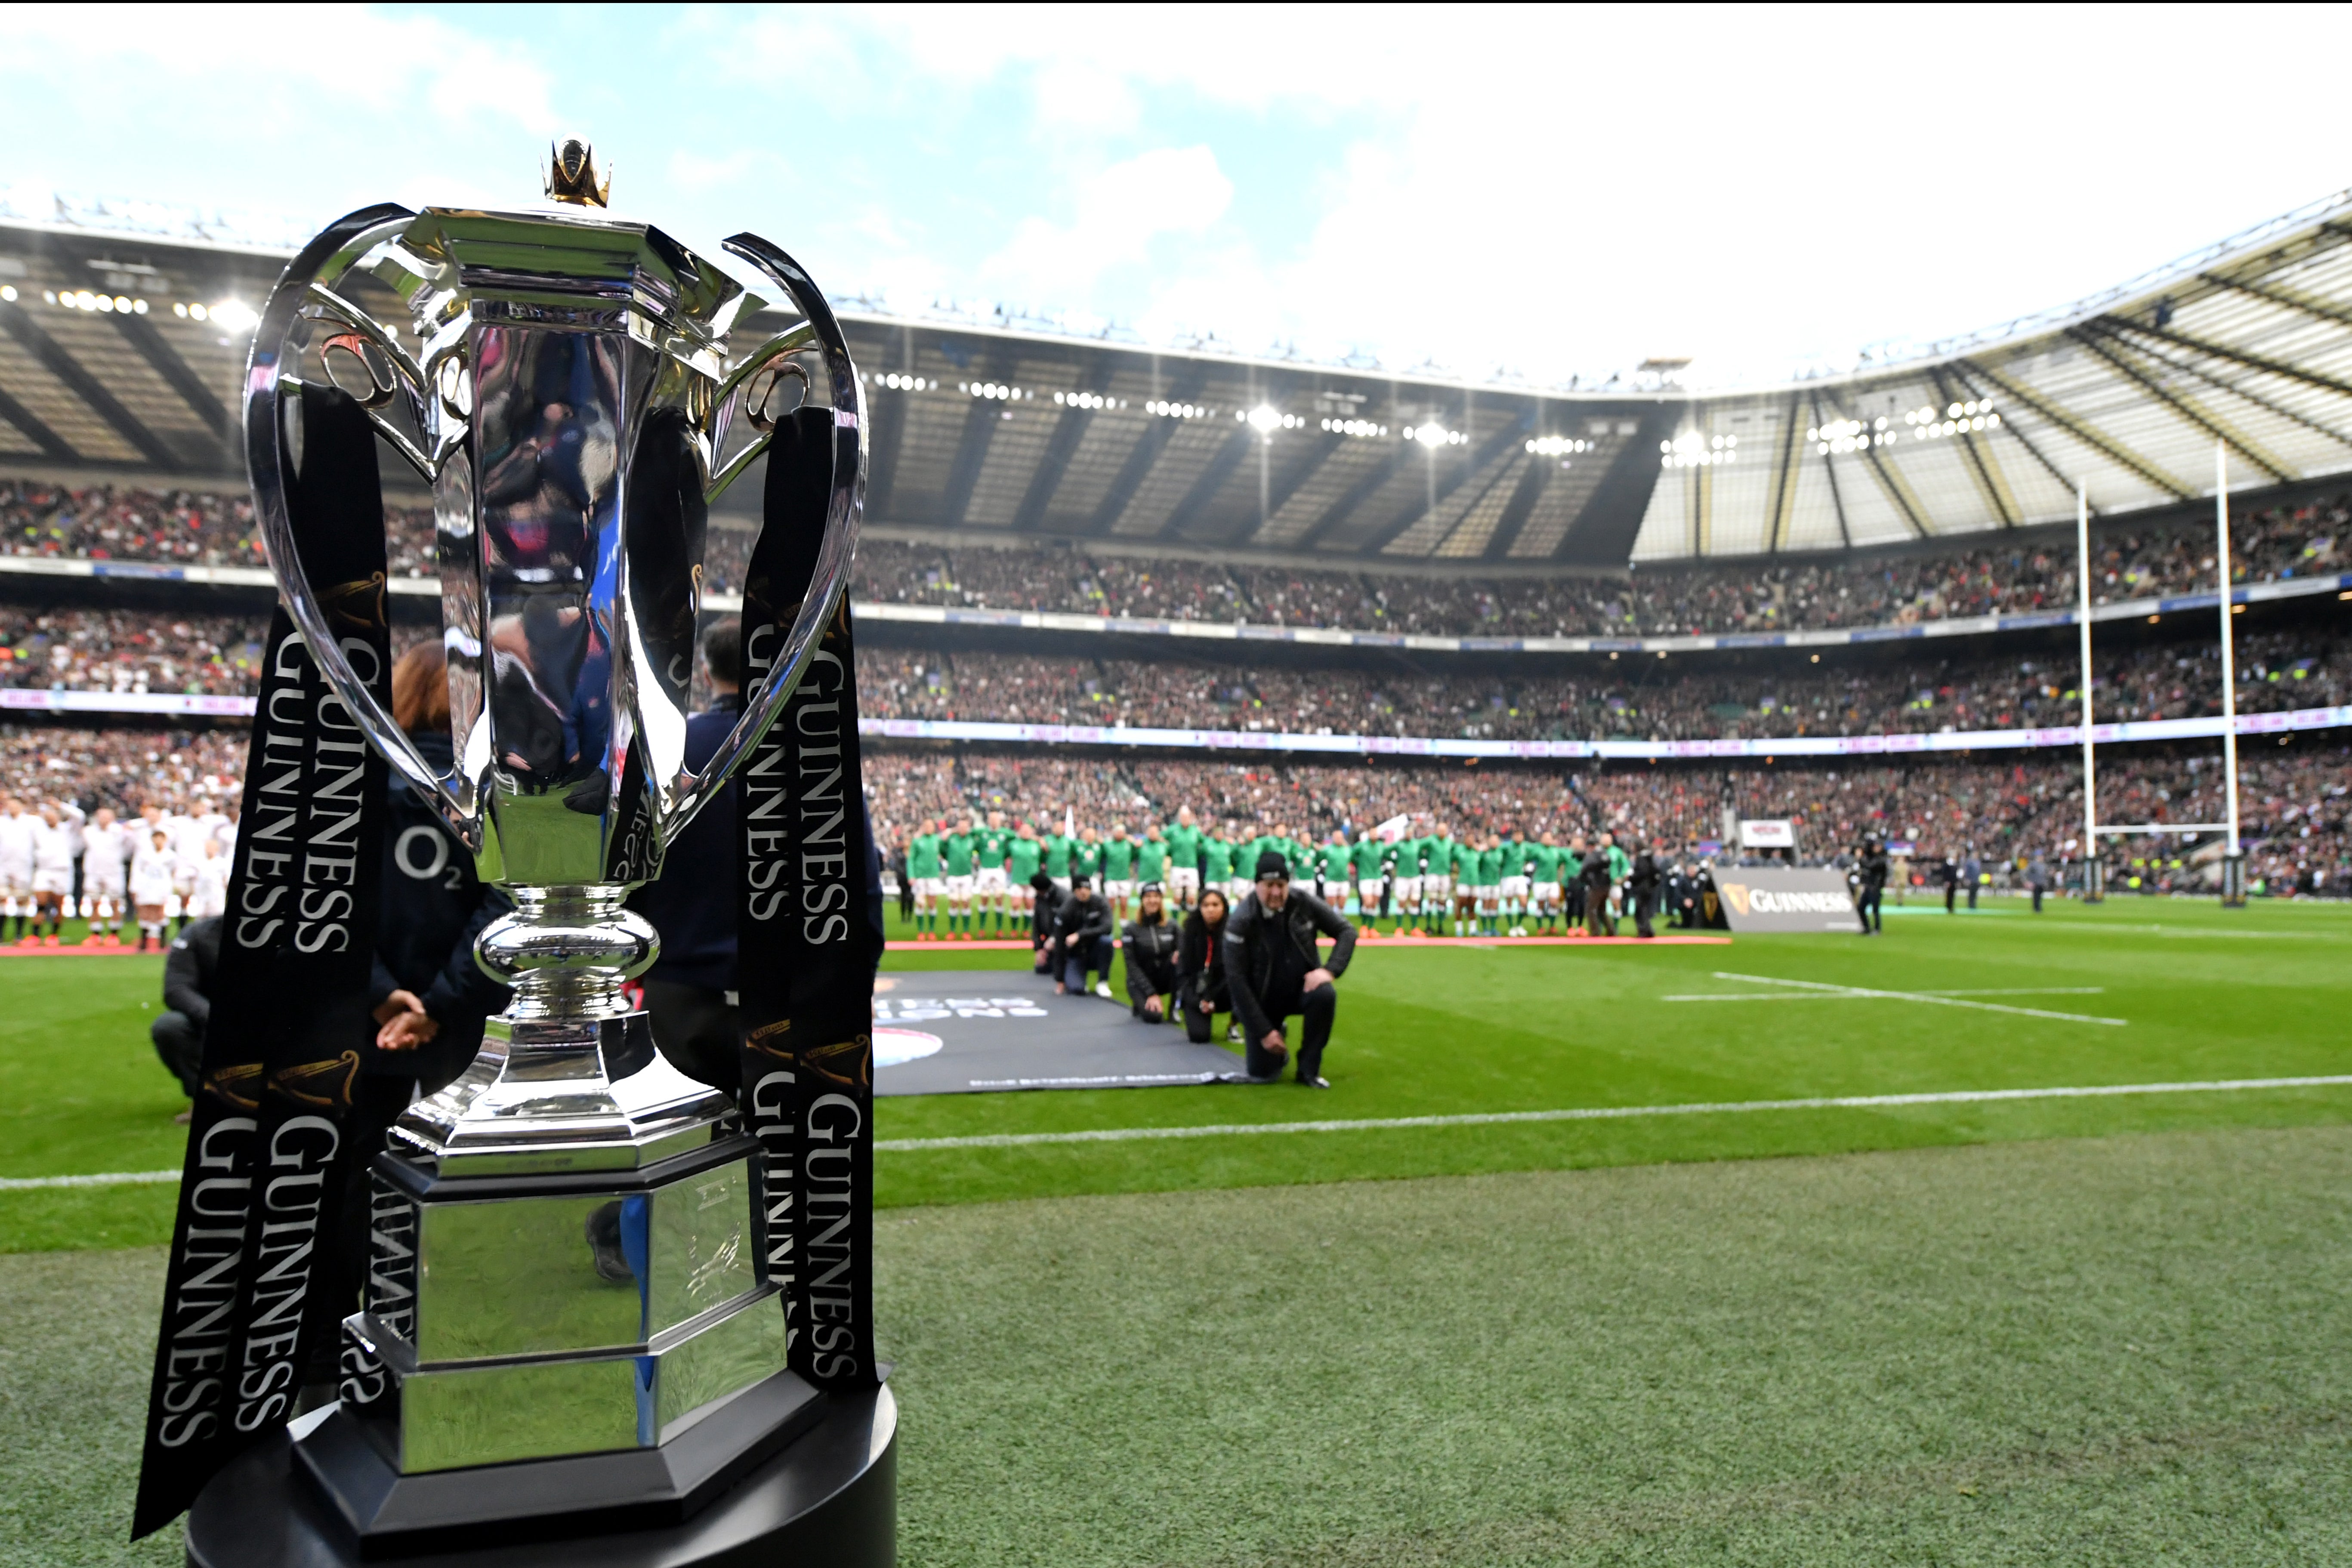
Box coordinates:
[981,146,1235,304]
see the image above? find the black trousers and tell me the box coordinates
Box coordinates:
[1945,883,1957,912]
[1062,935,1113,991]
[2032,886,2045,913]
[1858,888,1883,932]
[643,979,743,1095]
[151,1010,203,1098]
[1633,888,1657,938]
[1242,981,1334,1080]
[1176,980,1228,1043]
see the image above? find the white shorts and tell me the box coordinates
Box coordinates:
[1426,876,1452,900]
[1051,877,1072,895]
[1105,880,1134,902]
[945,875,975,901]
[0,872,27,899]
[1357,879,1384,904]
[975,867,1007,893]
[1474,883,1499,904]
[1500,876,1531,900]
[1227,878,1251,902]
[1533,881,1562,905]
[32,870,71,896]
[1394,877,1423,904]
[915,877,944,900]
[1168,867,1200,893]
[84,876,126,901]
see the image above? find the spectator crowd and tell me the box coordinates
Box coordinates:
[9,480,2345,638]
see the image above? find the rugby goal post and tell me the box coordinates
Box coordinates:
[2072,441,2244,904]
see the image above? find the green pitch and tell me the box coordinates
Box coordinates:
[5,896,2352,1565]
[5,896,2351,1247]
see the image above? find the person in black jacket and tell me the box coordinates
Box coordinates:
[1029,869,1064,975]
[367,644,513,1101]
[1122,883,1181,1021]
[1627,842,1663,939]
[1054,874,1115,998]
[1856,836,1889,935]
[152,915,221,1111]
[1175,887,1232,1044]
[630,618,749,1093]
[627,617,890,1090]
[1222,851,1356,1087]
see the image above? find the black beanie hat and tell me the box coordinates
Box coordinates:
[1255,850,1290,880]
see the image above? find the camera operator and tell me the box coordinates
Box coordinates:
[1177,887,1233,1044]
[1121,882,1181,1022]
[1055,872,1115,999]
[1222,851,1356,1088]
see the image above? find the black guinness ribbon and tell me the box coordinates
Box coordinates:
[738,406,884,1392]
[131,384,391,1537]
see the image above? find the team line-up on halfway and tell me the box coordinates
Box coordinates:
[898,806,1702,940]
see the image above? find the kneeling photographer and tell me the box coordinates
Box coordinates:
[1122,882,1182,1022]
[1222,851,1356,1087]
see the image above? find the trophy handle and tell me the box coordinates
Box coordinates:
[654,233,866,840]
[247,202,482,848]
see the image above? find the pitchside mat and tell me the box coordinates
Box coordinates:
[873,969,1247,1094]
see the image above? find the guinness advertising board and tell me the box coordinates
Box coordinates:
[1715,866,1864,933]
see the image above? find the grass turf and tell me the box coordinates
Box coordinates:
[10,1124,2352,1566]
[6,896,2351,1249]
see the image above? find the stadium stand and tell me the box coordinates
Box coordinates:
[4,188,2352,898]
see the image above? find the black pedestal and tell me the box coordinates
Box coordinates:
[185,1386,895,1567]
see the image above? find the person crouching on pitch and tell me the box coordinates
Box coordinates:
[1223,851,1356,1088]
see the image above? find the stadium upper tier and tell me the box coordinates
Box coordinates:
[3,479,2348,653]
[4,189,2352,563]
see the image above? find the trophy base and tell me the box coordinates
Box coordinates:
[184,1384,895,1567]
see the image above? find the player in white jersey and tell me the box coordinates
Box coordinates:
[185,838,231,921]
[0,796,34,942]
[26,804,82,945]
[79,806,134,945]
[130,828,180,951]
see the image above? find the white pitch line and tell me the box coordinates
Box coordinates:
[874,1074,2352,1151]
[1711,972,2129,1026]
[1664,987,2107,1002]
[0,1169,178,1192]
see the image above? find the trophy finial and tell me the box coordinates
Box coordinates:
[546,136,610,207]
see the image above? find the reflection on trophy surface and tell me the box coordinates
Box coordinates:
[233,139,879,1546]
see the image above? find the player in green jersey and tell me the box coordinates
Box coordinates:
[1136,825,1168,896]
[1391,830,1428,936]
[1317,833,1352,910]
[1042,825,1075,890]
[1604,833,1632,928]
[942,816,979,938]
[1450,834,1482,935]
[1074,827,1102,886]
[1162,806,1204,909]
[1007,820,1043,930]
[1419,827,1454,936]
[1102,824,1137,918]
[907,820,945,938]
[1498,832,1531,935]
[1201,830,1235,899]
[1477,836,1507,936]
[1351,830,1389,933]
[1528,838,1566,933]
[975,809,1012,934]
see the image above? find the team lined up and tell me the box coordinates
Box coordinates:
[0,795,235,947]
[897,806,1683,938]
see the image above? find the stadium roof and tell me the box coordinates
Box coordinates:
[3,189,2352,567]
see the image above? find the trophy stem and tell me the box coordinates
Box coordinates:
[477,884,657,1022]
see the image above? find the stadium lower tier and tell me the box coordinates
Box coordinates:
[6,476,2346,640]
[9,724,2334,895]
[6,605,2345,745]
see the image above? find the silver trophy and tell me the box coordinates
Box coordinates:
[240,142,867,1542]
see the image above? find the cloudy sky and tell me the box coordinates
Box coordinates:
[6,4,2350,387]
